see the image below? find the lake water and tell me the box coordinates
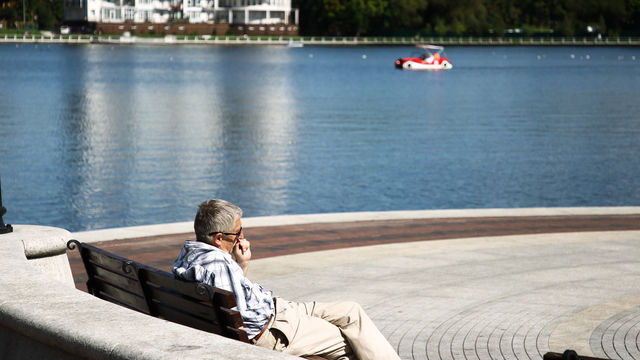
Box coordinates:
[1,44,639,232]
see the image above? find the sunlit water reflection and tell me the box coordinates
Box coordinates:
[1,44,639,231]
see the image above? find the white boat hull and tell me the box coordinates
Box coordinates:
[402,60,452,70]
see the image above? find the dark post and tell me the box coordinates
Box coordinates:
[0,174,13,234]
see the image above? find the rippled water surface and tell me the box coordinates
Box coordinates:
[1,44,639,231]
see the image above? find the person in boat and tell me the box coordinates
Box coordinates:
[425,53,434,63]
[172,199,401,360]
[433,53,441,63]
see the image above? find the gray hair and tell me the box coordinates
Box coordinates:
[194,199,243,242]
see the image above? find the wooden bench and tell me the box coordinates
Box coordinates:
[67,240,249,342]
[67,240,326,360]
[544,350,610,360]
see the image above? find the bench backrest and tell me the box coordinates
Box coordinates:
[67,240,249,343]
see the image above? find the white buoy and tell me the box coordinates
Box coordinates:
[309,54,313,58]
[571,54,575,58]
[362,55,366,59]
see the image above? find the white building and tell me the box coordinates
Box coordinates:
[64,0,299,28]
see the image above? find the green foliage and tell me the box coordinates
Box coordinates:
[349,0,388,35]
[520,23,535,36]
[384,0,428,29]
[554,14,574,36]
[314,0,388,35]
[433,17,446,35]
[295,0,640,36]
[0,0,21,26]
[0,0,63,29]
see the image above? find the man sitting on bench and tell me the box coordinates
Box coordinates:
[172,199,401,360]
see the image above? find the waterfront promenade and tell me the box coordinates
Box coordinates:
[2,34,640,46]
[69,207,640,360]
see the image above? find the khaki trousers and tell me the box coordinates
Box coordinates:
[253,298,400,360]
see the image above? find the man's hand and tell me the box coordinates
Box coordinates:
[232,238,251,276]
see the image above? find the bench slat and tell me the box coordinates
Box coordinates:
[222,326,250,342]
[89,264,144,297]
[152,303,247,342]
[147,285,243,330]
[146,270,237,309]
[148,270,239,310]
[153,300,225,333]
[82,244,134,273]
[141,268,209,300]
[147,285,218,319]
[90,278,150,313]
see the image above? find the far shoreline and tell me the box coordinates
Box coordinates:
[2,33,639,47]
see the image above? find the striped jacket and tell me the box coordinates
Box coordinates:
[172,240,274,339]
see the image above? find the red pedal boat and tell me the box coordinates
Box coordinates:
[395,44,453,70]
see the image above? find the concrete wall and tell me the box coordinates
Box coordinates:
[0,225,297,360]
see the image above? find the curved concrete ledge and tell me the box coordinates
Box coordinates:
[72,206,640,243]
[0,225,298,360]
[12,225,75,287]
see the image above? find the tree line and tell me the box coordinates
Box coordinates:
[0,0,63,30]
[295,0,640,37]
[1,0,638,38]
